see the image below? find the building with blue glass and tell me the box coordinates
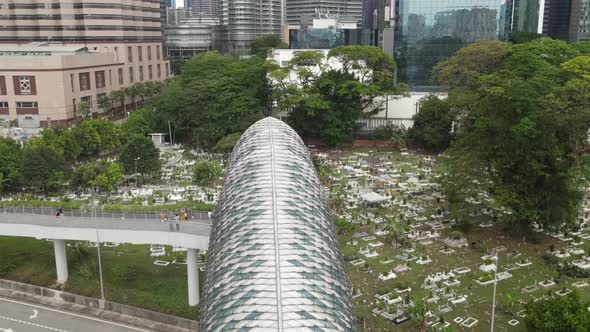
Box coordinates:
[394,0,513,89]
[200,117,357,331]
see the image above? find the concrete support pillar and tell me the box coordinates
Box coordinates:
[53,239,68,283]
[187,248,199,306]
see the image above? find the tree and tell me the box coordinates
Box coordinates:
[193,160,223,185]
[21,145,65,194]
[0,137,22,194]
[120,108,153,144]
[251,34,288,58]
[33,127,82,162]
[407,95,453,152]
[510,32,542,44]
[78,100,91,118]
[149,52,265,148]
[119,136,160,176]
[212,133,242,153]
[90,162,123,193]
[436,38,589,232]
[274,46,409,146]
[525,292,590,331]
[76,118,121,155]
[409,296,429,332]
[97,94,112,114]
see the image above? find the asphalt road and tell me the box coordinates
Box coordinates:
[0,297,153,332]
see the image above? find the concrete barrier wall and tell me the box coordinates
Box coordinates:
[0,279,199,332]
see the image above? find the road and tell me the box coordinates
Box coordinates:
[0,297,153,332]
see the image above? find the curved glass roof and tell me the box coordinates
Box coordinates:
[200,117,357,331]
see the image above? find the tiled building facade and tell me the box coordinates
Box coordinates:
[0,0,170,127]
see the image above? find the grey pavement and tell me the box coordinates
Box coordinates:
[0,296,153,332]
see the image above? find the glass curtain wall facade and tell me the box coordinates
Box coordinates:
[395,0,510,89]
[220,0,283,53]
[200,117,357,331]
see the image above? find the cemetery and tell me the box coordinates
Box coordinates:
[313,148,590,331]
[1,142,589,330]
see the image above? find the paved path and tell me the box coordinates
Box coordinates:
[0,297,152,332]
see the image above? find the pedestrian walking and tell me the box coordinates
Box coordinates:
[174,213,180,231]
[55,208,62,223]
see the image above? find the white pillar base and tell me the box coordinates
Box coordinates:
[187,248,199,306]
[53,239,68,283]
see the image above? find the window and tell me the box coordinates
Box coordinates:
[148,65,153,80]
[157,64,161,78]
[139,66,144,81]
[0,102,8,108]
[70,74,74,92]
[156,45,160,60]
[14,76,35,95]
[138,46,143,62]
[16,101,38,108]
[0,76,6,95]
[73,98,76,114]
[127,46,133,62]
[118,68,124,85]
[81,96,92,107]
[79,72,90,91]
[147,46,152,61]
[129,67,134,83]
[95,70,105,89]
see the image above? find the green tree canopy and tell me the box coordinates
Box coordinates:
[148,52,265,148]
[437,38,590,232]
[31,127,82,162]
[193,160,223,185]
[0,137,22,193]
[525,292,590,331]
[21,145,65,194]
[213,133,242,153]
[119,136,160,176]
[407,95,453,152]
[76,118,121,155]
[251,34,288,58]
[273,46,408,146]
[120,108,153,144]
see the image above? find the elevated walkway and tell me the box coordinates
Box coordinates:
[0,209,211,306]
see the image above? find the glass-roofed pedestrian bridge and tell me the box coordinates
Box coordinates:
[200,117,357,331]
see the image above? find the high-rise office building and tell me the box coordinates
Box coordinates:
[0,0,170,126]
[287,0,363,27]
[189,0,221,17]
[217,0,283,53]
[542,0,590,42]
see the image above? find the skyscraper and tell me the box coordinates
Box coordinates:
[190,0,221,17]
[287,0,363,27]
[394,0,511,88]
[542,0,590,42]
[218,0,284,53]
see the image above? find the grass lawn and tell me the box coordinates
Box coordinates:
[0,236,200,320]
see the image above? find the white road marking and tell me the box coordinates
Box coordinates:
[0,314,67,331]
[30,309,39,319]
[0,297,152,332]
[0,328,15,332]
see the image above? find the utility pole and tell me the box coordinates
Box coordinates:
[134,157,141,188]
[168,121,173,147]
[491,251,499,332]
[94,206,106,308]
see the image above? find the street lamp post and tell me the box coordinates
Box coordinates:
[134,157,140,188]
[491,251,499,331]
[94,206,106,308]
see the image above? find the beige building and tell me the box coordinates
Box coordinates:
[0,0,170,127]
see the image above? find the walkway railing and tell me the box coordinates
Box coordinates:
[0,205,211,222]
